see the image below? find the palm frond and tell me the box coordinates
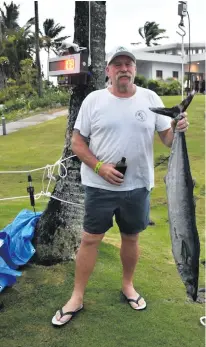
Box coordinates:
[43,19,55,36]
[138,27,144,39]
[130,42,141,45]
[42,18,70,56]
[1,1,20,30]
[54,35,70,43]
[48,24,66,38]
[138,21,169,46]
[152,36,169,41]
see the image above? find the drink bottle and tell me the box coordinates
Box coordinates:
[115,157,127,175]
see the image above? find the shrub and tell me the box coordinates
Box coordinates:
[147,78,181,96]
[147,79,162,94]
[0,83,37,103]
[167,80,181,95]
[134,74,148,88]
[7,78,16,86]
[4,97,27,112]
[28,90,69,110]
[1,88,69,116]
[18,84,37,98]
[159,79,181,96]
[0,86,20,103]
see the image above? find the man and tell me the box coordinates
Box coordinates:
[52,46,189,326]
[194,78,199,93]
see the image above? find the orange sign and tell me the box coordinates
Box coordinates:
[65,58,75,70]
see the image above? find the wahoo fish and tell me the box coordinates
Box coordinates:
[150,91,200,301]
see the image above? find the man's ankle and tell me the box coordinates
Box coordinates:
[71,292,84,302]
[122,283,134,290]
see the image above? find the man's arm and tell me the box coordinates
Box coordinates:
[71,130,124,185]
[158,113,189,148]
[158,127,174,148]
[71,130,99,170]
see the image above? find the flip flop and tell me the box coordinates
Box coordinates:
[52,304,84,327]
[122,292,147,310]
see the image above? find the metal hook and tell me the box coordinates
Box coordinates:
[176,23,186,37]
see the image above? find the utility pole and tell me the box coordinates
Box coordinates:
[34,1,43,97]
[0,16,2,43]
[0,16,5,89]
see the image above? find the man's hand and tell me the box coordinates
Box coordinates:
[171,112,189,132]
[98,163,124,185]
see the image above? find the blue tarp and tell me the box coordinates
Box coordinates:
[0,209,42,292]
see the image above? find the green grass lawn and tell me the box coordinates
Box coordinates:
[1,106,67,123]
[0,95,205,347]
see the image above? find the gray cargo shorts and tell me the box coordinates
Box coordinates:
[83,186,150,235]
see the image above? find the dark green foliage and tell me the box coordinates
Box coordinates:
[138,21,168,46]
[134,74,148,88]
[147,79,181,96]
[147,79,162,94]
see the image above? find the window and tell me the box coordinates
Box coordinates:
[156,70,163,79]
[173,71,179,79]
[195,49,199,54]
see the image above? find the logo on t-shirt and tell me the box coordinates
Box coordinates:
[135,110,147,122]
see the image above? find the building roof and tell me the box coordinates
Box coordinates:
[134,42,205,53]
[106,43,205,65]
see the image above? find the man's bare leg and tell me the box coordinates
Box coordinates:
[55,231,104,323]
[120,233,145,309]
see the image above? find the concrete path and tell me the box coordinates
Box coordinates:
[0,109,67,135]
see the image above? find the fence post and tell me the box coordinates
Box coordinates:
[0,105,6,135]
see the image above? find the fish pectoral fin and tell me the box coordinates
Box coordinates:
[150,92,195,118]
[149,106,179,118]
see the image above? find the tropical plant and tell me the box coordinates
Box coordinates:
[138,21,168,46]
[0,56,9,87]
[0,1,20,33]
[41,18,70,59]
[0,1,35,80]
[1,27,35,79]
[20,58,37,85]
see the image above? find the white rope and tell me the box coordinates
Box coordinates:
[0,166,49,174]
[0,155,76,175]
[60,154,77,164]
[0,154,84,206]
[0,191,84,207]
[0,192,43,201]
[45,192,83,207]
[200,316,206,327]
[45,161,59,195]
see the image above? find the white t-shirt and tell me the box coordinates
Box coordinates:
[74,86,171,191]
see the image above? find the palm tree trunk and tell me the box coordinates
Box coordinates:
[34,1,43,97]
[47,48,50,81]
[33,1,106,265]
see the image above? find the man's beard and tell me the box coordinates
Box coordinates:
[116,74,134,93]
